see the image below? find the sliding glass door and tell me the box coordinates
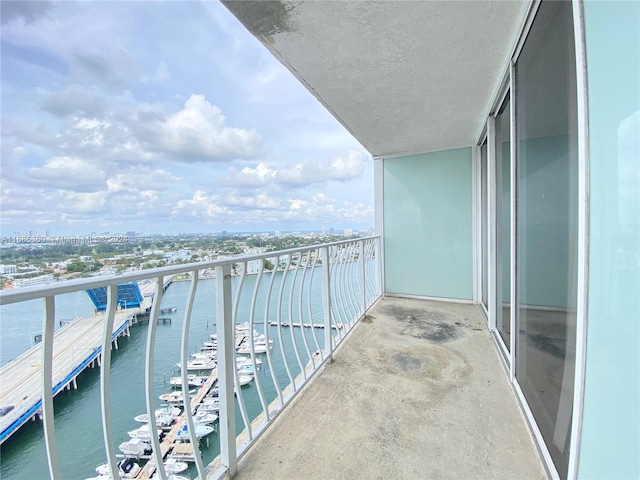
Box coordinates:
[515,1,579,477]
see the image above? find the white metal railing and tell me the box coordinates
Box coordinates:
[0,236,382,479]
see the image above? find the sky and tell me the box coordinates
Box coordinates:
[0,1,373,236]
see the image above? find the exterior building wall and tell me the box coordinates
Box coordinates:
[579,2,640,478]
[383,148,473,300]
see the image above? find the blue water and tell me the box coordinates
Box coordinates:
[0,270,335,479]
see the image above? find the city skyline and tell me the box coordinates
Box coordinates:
[1,1,374,237]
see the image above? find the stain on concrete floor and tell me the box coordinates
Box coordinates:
[381,304,464,343]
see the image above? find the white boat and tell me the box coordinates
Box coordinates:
[134,405,181,422]
[164,458,189,474]
[236,356,262,367]
[197,398,220,413]
[95,458,141,478]
[127,424,166,441]
[236,337,273,355]
[237,364,256,375]
[159,390,195,404]
[170,374,206,388]
[176,358,217,371]
[175,424,215,442]
[118,438,151,457]
[192,410,218,424]
[238,374,254,386]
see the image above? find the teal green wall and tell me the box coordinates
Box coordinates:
[383,148,473,300]
[580,2,640,478]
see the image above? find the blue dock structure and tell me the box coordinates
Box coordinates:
[0,279,165,445]
[0,312,133,445]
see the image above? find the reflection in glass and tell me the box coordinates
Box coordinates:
[496,95,511,350]
[515,1,578,478]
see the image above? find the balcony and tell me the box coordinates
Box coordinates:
[228,296,546,480]
[0,237,385,479]
[0,235,546,479]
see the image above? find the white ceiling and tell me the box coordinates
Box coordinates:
[223,1,529,158]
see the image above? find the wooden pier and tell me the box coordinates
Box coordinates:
[137,368,219,479]
[0,312,133,445]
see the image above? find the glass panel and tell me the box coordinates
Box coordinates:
[481,139,488,309]
[495,95,511,349]
[383,148,474,300]
[515,1,578,478]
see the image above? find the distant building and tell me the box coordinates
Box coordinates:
[274,231,281,238]
[344,229,353,236]
[126,231,136,237]
[14,275,53,288]
[0,265,17,275]
[329,228,334,235]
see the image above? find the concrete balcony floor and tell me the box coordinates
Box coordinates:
[231,297,546,480]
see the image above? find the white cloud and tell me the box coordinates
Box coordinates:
[41,84,105,117]
[225,150,368,188]
[147,94,262,161]
[171,191,230,219]
[24,156,107,192]
[1,2,373,234]
[106,167,179,193]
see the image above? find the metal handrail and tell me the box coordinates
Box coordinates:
[0,236,382,480]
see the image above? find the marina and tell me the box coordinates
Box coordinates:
[0,245,377,479]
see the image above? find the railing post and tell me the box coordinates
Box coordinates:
[359,240,366,315]
[42,295,61,479]
[100,285,119,479]
[321,247,333,361]
[216,264,237,476]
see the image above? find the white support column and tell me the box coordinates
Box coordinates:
[373,157,385,295]
[216,264,237,477]
[42,295,61,479]
[359,239,366,316]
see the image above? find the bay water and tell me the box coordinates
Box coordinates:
[0,270,330,479]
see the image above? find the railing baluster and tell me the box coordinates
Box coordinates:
[365,239,375,306]
[276,254,295,389]
[345,243,360,324]
[232,261,251,440]
[287,253,305,380]
[216,263,236,477]
[297,250,314,369]
[307,248,323,360]
[145,276,166,480]
[100,285,118,479]
[263,255,283,407]
[180,270,206,478]
[42,295,60,479]
[321,247,333,360]
[334,246,348,340]
[249,260,270,420]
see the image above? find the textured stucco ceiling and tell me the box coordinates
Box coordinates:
[223,1,529,158]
